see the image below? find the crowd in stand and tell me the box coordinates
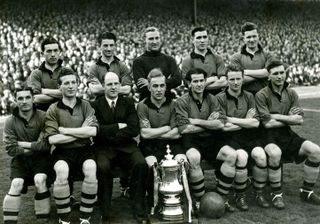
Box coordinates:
[0,0,319,115]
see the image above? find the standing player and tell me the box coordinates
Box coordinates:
[91,72,148,224]
[2,85,51,223]
[174,68,236,211]
[216,65,270,211]
[28,37,73,111]
[256,61,320,209]
[87,32,132,97]
[230,22,275,95]
[45,70,98,224]
[181,27,227,95]
[132,26,181,101]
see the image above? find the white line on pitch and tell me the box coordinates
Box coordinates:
[303,108,320,113]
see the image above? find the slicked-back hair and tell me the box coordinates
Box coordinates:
[185,68,208,82]
[241,22,258,35]
[147,68,165,83]
[144,26,160,39]
[14,82,33,97]
[98,32,117,45]
[191,27,207,36]
[226,64,244,78]
[41,37,60,52]
[266,60,284,73]
[57,68,78,85]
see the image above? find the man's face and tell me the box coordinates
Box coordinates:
[148,76,166,101]
[227,71,243,92]
[269,65,286,87]
[243,29,259,50]
[16,90,33,112]
[189,73,206,95]
[59,75,78,98]
[193,30,209,51]
[43,43,60,65]
[145,31,161,52]
[100,39,115,58]
[104,73,120,99]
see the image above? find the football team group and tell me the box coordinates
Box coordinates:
[2,22,320,224]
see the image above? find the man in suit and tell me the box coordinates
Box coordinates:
[91,72,148,224]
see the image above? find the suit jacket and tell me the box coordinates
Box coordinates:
[91,95,139,155]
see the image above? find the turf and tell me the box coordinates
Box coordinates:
[0,97,320,224]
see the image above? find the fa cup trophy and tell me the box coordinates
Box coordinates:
[152,145,192,223]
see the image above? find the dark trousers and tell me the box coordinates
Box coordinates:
[96,150,148,219]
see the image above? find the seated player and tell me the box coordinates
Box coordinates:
[2,84,51,224]
[255,60,320,209]
[45,69,98,224]
[216,65,270,211]
[174,68,237,212]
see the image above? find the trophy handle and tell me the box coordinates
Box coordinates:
[151,162,160,215]
[181,161,192,223]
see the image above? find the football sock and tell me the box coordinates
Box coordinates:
[53,181,71,221]
[189,167,205,201]
[80,179,98,219]
[216,162,235,196]
[3,194,21,224]
[34,191,51,218]
[253,164,267,193]
[269,165,282,193]
[302,159,320,191]
[235,166,247,195]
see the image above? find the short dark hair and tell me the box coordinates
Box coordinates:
[144,26,160,38]
[147,68,165,83]
[98,32,117,45]
[57,68,78,85]
[266,60,285,72]
[191,27,207,36]
[185,68,207,82]
[14,82,33,97]
[241,22,258,35]
[41,37,60,52]
[225,64,244,78]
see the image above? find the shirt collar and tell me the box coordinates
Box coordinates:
[105,96,118,107]
[190,48,213,60]
[225,87,244,100]
[57,98,82,114]
[96,56,120,66]
[144,96,172,110]
[188,89,209,103]
[267,81,289,100]
[39,59,63,73]
[240,44,263,57]
[144,50,162,57]
[12,106,37,125]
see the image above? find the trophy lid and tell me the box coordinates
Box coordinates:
[161,145,178,167]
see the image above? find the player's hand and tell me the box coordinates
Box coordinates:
[58,127,66,134]
[188,118,198,125]
[246,108,257,118]
[118,123,127,129]
[137,78,148,88]
[208,111,220,120]
[82,116,96,127]
[289,107,302,115]
[23,149,33,156]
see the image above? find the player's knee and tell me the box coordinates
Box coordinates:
[54,160,69,183]
[83,159,97,179]
[251,147,267,167]
[303,141,320,163]
[145,156,157,168]
[218,146,237,165]
[186,148,201,168]
[10,178,24,194]
[265,144,282,162]
[236,149,248,167]
[175,154,187,163]
[34,173,47,188]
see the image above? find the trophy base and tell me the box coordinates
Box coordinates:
[149,215,196,224]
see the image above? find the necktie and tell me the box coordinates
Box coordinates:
[111,101,115,113]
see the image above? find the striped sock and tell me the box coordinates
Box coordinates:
[3,194,21,224]
[235,166,248,195]
[216,163,235,196]
[80,179,98,219]
[34,191,51,218]
[303,159,320,191]
[253,164,267,193]
[189,167,205,201]
[53,181,71,221]
[269,165,282,194]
